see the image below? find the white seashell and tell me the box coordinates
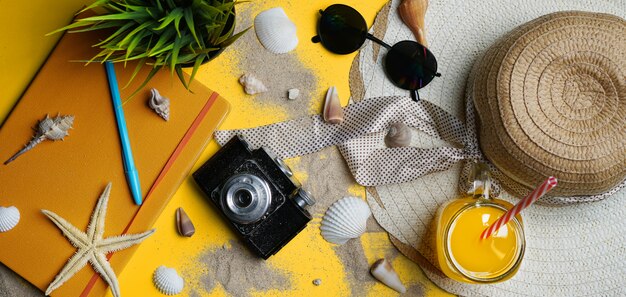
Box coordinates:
[287,88,300,100]
[323,86,344,124]
[385,122,412,148]
[239,73,268,95]
[320,196,371,245]
[148,88,170,121]
[0,206,20,232]
[153,266,184,295]
[370,258,407,293]
[254,7,298,54]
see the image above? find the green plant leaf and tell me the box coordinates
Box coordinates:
[124,30,151,64]
[197,2,227,16]
[175,66,190,90]
[118,20,157,46]
[93,22,134,47]
[187,54,205,87]
[76,0,109,15]
[183,7,201,46]
[214,18,237,45]
[169,35,185,75]
[129,64,162,98]
[148,27,176,56]
[67,20,126,33]
[47,19,98,35]
[155,7,183,32]
[123,57,147,89]
[218,26,250,48]
[164,0,177,10]
[78,11,149,22]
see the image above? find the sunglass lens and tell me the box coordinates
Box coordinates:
[384,40,438,91]
[316,4,368,54]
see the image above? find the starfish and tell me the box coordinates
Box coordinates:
[42,183,155,297]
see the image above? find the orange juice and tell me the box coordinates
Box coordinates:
[434,162,525,283]
[436,198,525,283]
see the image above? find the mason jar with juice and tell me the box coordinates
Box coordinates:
[435,162,525,283]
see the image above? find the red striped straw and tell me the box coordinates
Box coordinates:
[481,176,558,240]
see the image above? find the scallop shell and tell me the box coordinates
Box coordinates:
[148,88,170,121]
[254,7,298,54]
[153,266,184,295]
[0,206,20,232]
[320,197,371,245]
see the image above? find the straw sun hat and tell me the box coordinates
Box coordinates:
[470,11,626,198]
[349,0,626,296]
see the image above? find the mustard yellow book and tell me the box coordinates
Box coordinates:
[0,28,229,297]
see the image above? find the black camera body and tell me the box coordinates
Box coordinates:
[193,136,315,259]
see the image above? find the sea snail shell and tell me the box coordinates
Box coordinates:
[385,122,412,148]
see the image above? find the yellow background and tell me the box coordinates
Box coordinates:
[0,0,453,296]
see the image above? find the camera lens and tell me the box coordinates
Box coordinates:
[234,189,253,208]
[220,174,272,224]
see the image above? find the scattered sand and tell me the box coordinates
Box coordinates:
[0,263,41,297]
[195,240,291,297]
[335,240,425,296]
[233,2,319,120]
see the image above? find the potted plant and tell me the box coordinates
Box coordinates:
[51,0,249,93]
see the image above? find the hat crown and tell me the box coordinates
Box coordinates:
[471,11,626,197]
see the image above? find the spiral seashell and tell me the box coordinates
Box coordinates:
[0,206,20,232]
[384,122,412,148]
[40,115,74,140]
[254,7,298,54]
[320,196,371,245]
[148,88,170,121]
[4,114,74,165]
[239,73,268,95]
[153,266,184,295]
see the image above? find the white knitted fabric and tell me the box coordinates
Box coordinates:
[353,0,626,296]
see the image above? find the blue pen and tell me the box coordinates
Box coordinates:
[104,62,143,205]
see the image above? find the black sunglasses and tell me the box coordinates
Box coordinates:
[312,4,440,101]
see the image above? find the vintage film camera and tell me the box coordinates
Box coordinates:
[193,135,315,259]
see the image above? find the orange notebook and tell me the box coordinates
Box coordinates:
[0,29,229,296]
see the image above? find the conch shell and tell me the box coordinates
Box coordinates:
[148,88,170,121]
[385,122,412,148]
[4,114,74,165]
[398,0,429,46]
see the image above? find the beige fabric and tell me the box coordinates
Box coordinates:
[351,0,626,296]
[215,96,476,186]
[471,11,626,197]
